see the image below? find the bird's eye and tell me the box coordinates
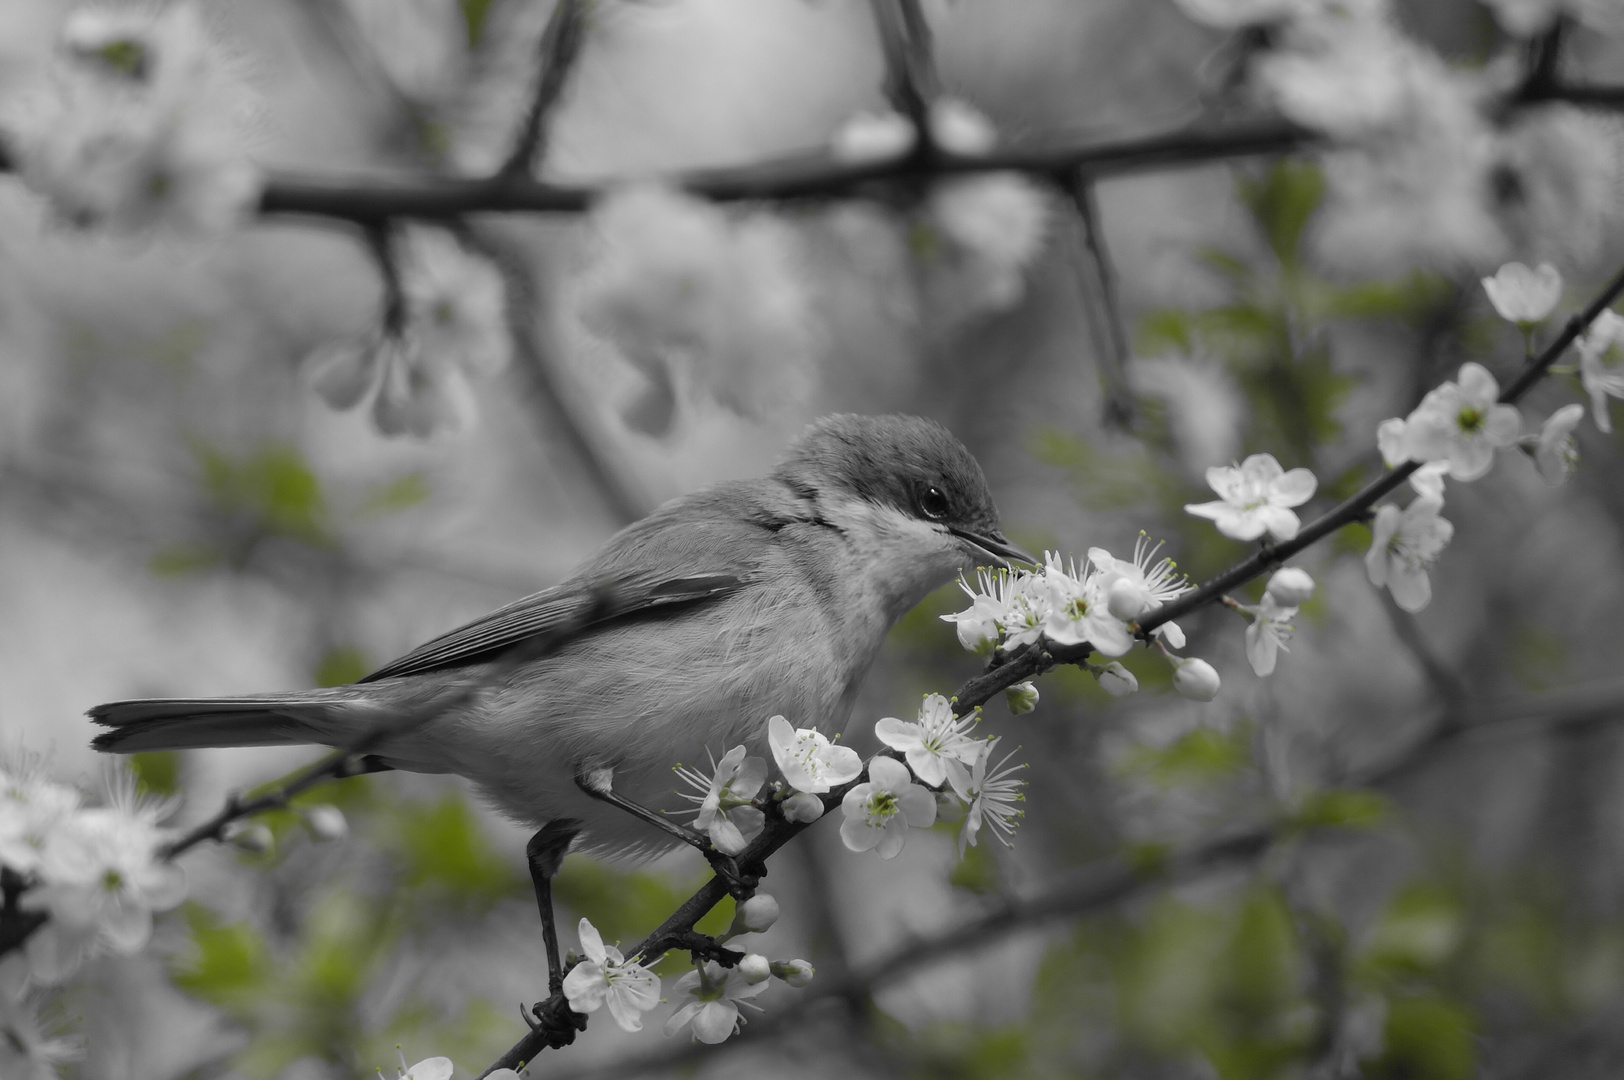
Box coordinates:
[917,485,951,521]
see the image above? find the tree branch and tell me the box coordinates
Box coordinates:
[499,0,588,177]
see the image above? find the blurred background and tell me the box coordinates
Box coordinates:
[5,0,1624,1076]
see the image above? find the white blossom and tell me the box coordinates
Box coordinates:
[780,792,824,823]
[392,1055,452,1080]
[1578,309,1624,434]
[1531,403,1585,485]
[1365,498,1454,612]
[770,959,815,988]
[1401,362,1521,481]
[561,918,662,1033]
[767,716,861,795]
[1005,682,1039,715]
[1241,595,1297,677]
[1096,662,1139,697]
[0,956,77,1080]
[674,746,766,856]
[1171,657,1222,701]
[739,953,772,984]
[665,960,768,1044]
[1409,462,1450,501]
[1185,454,1318,542]
[735,894,779,934]
[873,694,980,787]
[1265,567,1316,606]
[1039,552,1134,657]
[1089,534,1190,642]
[940,568,1013,655]
[1482,262,1563,326]
[945,738,1026,857]
[839,757,936,859]
[303,805,347,843]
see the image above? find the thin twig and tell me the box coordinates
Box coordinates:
[868,0,938,142]
[499,0,588,177]
[1067,171,1137,430]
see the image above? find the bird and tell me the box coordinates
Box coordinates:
[89,413,1031,861]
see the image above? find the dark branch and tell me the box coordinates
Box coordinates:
[499,0,588,177]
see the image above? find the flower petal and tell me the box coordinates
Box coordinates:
[873,717,920,752]
[1270,467,1317,506]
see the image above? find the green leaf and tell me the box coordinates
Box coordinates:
[130,751,181,797]
[1291,788,1390,832]
[314,645,371,688]
[363,472,432,516]
[1237,160,1325,269]
[1122,725,1251,788]
[950,838,1001,895]
[1374,993,1477,1080]
[1366,884,1464,973]
[390,793,527,908]
[460,0,495,46]
[1137,307,1194,354]
[169,904,272,1011]
[190,441,332,547]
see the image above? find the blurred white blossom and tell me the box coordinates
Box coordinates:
[1185,454,1318,541]
[20,783,186,984]
[874,694,980,787]
[1129,356,1246,476]
[830,110,916,163]
[1365,498,1453,612]
[1482,262,1563,326]
[928,98,997,155]
[561,918,661,1033]
[308,228,508,438]
[674,746,766,856]
[1578,309,1624,433]
[1400,362,1520,481]
[1241,595,1297,677]
[1490,106,1624,265]
[577,185,818,431]
[1531,403,1585,485]
[4,2,260,233]
[920,173,1050,319]
[1172,0,1310,26]
[839,757,936,859]
[665,960,767,1043]
[0,762,82,877]
[945,737,1026,857]
[0,956,77,1080]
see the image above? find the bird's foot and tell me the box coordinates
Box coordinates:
[521,992,588,1049]
[703,849,762,901]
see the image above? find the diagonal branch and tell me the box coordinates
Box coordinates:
[1067,171,1137,430]
[499,0,589,177]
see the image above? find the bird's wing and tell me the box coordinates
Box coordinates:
[357,571,745,683]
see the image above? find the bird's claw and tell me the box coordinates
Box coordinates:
[523,992,588,1049]
[704,850,761,900]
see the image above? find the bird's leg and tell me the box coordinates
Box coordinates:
[573,769,761,899]
[521,819,589,1049]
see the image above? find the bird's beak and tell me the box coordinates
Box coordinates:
[950,526,1037,568]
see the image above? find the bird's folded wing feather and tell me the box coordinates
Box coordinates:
[357,571,745,683]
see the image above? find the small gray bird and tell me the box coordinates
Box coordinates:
[90,414,1029,858]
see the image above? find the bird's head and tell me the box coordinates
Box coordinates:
[774,414,1033,612]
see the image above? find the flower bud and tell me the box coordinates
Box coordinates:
[1172,657,1221,702]
[1265,567,1315,607]
[737,893,779,933]
[302,805,347,842]
[739,953,772,984]
[770,959,815,988]
[225,821,273,855]
[1106,578,1151,622]
[934,790,966,824]
[1004,681,1039,716]
[1096,661,1138,698]
[781,791,825,824]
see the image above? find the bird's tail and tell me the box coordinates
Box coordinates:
[89,688,373,755]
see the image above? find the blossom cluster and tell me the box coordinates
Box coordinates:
[1171,0,1622,272]
[3,3,260,234]
[940,535,1221,698]
[1,761,187,987]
